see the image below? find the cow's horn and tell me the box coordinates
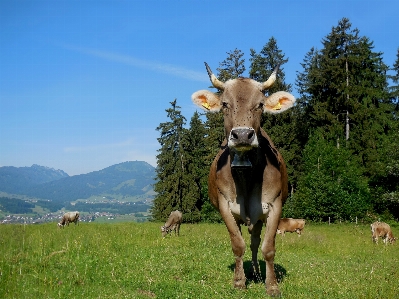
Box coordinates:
[204,62,225,90]
[261,64,280,90]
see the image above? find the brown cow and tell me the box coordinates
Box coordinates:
[58,211,80,228]
[192,63,295,296]
[371,221,396,244]
[161,210,182,237]
[277,218,306,237]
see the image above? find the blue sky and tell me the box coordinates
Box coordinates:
[1,0,398,176]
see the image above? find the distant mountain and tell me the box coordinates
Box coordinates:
[0,164,69,194]
[22,161,156,202]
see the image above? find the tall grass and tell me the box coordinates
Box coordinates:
[1,222,398,298]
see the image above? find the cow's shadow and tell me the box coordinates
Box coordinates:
[228,261,287,285]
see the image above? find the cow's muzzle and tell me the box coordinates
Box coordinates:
[228,127,258,168]
[228,127,258,149]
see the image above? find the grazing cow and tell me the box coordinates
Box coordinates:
[277,218,306,237]
[58,211,80,228]
[192,63,295,296]
[371,221,396,244]
[161,210,182,237]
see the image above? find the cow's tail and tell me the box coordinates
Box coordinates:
[247,217,253,234]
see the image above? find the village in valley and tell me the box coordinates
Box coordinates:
[1,210,150,225]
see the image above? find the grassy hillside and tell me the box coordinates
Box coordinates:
[1,222,398,298]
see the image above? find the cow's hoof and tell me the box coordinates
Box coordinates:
[233,278,246,289]
[266,286,281,297]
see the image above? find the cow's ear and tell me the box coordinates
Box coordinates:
[263,91,295,114]
[191,90,222,112]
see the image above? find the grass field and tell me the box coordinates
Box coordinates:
[1,221,398,298]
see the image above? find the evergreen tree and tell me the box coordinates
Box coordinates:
[151,99,187,221]
[371,129,399,220]
[294,18,397,219]
[249,37,292,94]
[294,47,322,177]
[295,47,321,127]
[180,111,208,222]
[304,18,391,178]
[388,48,399,106]
[287,129,371,221]
[216,48,246,81]
[370,48,399,218]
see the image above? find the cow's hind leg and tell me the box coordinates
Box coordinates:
[250,220,263,282]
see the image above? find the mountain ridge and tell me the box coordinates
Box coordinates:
[0,164,69,193]
[0,161,156,202]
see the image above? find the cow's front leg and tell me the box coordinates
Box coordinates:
[219,200,246,289]
[262,201,282,297]
[231,222,246,289]
[250,220,263,282]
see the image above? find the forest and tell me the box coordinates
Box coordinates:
[151,18,399,224]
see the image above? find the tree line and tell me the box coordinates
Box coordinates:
[0,197,64,214]
[151,18,399,223]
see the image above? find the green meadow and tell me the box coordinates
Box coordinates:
[1,222,398,298]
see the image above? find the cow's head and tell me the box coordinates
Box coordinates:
[192,62,295,167]
[161,225,167,237]
[388,235,397,244]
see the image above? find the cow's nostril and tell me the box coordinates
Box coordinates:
[248,132,254,140]
[232,132,238,140]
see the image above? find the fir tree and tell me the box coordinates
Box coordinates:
[216,48,246,81]
[180,111,208,222]
[151,99,186,221]
[294,17,397,220]
[288,129,371,221]
[295,46,322,164]
[249,37,292,94]
[370,49,399,219]
[304,18,391,177]
[296,47,321,120]
[388,48,399,106]
[372,129,399,220]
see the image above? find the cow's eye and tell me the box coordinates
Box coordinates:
[256,103,264,110]
[222,102,229,109]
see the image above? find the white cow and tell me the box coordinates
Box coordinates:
[277,218,306,237]
[371,221,396,244]
[161,210,182,237]
[58,211,80,228]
